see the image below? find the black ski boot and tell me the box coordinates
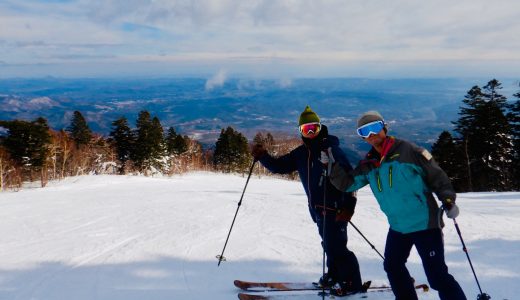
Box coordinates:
[330,280,371,297]
[317,273,336,288]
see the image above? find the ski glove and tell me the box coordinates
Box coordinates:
[443,198,459,219]
[445,203,459,219]
[251,144,267,160]
[335,208,354,222]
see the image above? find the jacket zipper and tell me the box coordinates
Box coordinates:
[376,170,382,192]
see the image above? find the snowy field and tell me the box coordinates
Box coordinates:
[0,172,518,300]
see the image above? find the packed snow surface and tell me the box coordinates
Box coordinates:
[0,173,519,300]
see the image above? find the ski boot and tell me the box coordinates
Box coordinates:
[330,280,371,297]
[316,273,336,289]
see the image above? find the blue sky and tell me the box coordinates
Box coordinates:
[0,0,519,78]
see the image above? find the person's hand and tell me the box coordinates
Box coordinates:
[335,208,354,222]
[251,144,267,160]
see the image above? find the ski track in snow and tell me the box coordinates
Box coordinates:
[0,172,518,300]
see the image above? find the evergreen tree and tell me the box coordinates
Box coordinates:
[132,111,165,171]
[431,131,467,192]
[453,85,486,138]
[0,118,51,171]
[452,85,484,191]
[150,117,165,162]
[166,127,188,155]
[67,111,92,148]
[480,79,514,190]
[508,89,520,190]
[453,80,514,191]
[213,126,250,173]
[109,116,134,174]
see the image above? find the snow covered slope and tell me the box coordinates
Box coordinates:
[0,173,518,300]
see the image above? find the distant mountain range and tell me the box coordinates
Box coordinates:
[1,77,518,161]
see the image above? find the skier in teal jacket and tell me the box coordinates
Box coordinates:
[328,111,467,300]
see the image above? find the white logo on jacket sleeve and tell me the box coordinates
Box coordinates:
[421,149,433,161]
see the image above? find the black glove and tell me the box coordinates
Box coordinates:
[251,144,267,160]
[335,208,354,222]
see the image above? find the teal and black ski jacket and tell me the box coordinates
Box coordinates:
[330,137,456,234]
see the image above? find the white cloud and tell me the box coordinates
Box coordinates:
[1,0,519,77]
[205,69,227,91]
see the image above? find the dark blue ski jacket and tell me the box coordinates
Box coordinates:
[257,125,357,222]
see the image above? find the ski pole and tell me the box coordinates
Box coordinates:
[349,221,422,287]
[321,167,328,299]
[451,217,490,300]
[216,159,257,266]
[348,221,385,260]
[318,149,334,299]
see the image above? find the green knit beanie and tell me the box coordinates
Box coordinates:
[298,105,320,126]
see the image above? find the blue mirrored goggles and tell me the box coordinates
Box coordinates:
[356,120,385,138]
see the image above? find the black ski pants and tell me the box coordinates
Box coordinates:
[316,215,362,288]
[384,228,467,300]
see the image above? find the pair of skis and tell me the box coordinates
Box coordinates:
[234,279,429,299]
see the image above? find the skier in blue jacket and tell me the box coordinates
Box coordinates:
[329,111,467,300]
[251,106,363,296]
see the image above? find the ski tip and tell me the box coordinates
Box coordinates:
[238,293,268,300]
[234,280,247,290]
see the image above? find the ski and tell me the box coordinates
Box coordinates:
[234,280,378,292]
[234,279,428,293]
[234,280,318,291]
[235,280,429,300]
[237,284,429,300]
[237,290,348,300]
[237,288,381,300]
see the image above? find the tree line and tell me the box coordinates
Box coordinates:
[431,79,520,192]
[0,109,301,190]
[1,78,518,191]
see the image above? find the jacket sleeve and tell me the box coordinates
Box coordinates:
[328,145,358,212]
[411,143,456,204]
[330,160,370,193]
[329,144,353,173]
[258,148,299,174]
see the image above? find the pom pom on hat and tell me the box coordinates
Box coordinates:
[299,105,320,126]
